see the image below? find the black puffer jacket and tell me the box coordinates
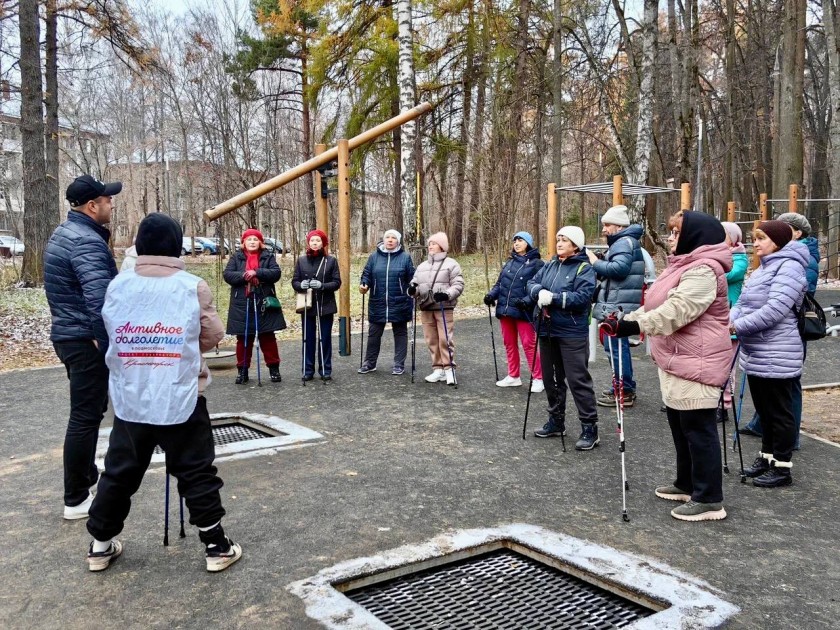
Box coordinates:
[488,247,543,321]
[292,253,342,316]
[223,250,286,335]
[44,211,118,353]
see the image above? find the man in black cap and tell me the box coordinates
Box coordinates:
[45,174,122,520]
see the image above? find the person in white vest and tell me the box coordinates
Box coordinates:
[85,213,242,573]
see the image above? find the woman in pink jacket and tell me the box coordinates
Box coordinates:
[408,232,464,385]
[600,211,732,522]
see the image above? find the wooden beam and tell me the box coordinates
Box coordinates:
[680,183,691,211]
[205,102,433,222]
[546,183,557,258]
[612,175,623,207]
[727,201,736,223]
[789,183,798,213]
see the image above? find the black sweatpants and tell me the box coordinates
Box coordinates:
[538,335,598,425]
[748,375,796,463]
[665,407,723,503]
[363,321,409,370]
[87,396,225,541]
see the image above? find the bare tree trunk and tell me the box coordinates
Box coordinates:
[723,0,736,203]
[772,0,806,194]
[301,52,316,230]
[397,0,417,244]
[550,0,564,251]
[45,0,60,222]
[629,0,658,222]
[825,0,840,278]
[19,0,49,286]
[465,17,489,253]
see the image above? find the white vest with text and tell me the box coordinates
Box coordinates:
[102,270,203,425]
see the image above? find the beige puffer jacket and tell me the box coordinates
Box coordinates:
[411,253,465,311]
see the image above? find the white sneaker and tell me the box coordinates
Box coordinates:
[530,378,545,393]
[425,369,446,383]
[64,492,94,520]
[445,368,456,386]
[496,375,522,387]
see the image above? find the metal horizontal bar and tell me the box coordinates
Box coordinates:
[554,182,680,195]
[766,198,840,203]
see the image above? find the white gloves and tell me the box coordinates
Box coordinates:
[537,289,553,307]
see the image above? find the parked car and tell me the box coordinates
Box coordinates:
[235,236,284,254]
[181,237,203,256]
[0,235,24,256]
[194,237,229,255]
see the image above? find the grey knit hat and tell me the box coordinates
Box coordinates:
[776,212,811,237]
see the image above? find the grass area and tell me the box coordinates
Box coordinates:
[0,252,499,345]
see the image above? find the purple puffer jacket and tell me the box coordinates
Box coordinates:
[731,240,808,378]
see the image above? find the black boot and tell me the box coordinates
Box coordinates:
[575,423,599,451]
[743,455,770,478]
[753,463,792,488]
[235,367,249,384]
[268,365,281,383]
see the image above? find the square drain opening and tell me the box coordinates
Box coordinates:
[153,417,286,454]
[337,542,664,629]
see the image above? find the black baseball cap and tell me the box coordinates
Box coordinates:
[66,174,122,207]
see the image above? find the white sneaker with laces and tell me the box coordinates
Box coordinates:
[445,368,456,386]
[530,378,545,393]
[496,375,522,387]
[64,492,94,520]
[425,369,446,383]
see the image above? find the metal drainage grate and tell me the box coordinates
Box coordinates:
[344,548,655,629]
[154,419,280,455]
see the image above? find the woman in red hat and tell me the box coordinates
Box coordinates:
[292,229,342,381]
[223,229,286,384]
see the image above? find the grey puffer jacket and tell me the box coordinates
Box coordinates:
[731,240,809,378]
[592,224,645,321]
[44,211,118,353]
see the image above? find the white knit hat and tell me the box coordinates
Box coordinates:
[601,205,630,227]
[556,226,586,250]
[383,229,402,243]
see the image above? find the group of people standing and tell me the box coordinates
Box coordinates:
[44,172,819,582]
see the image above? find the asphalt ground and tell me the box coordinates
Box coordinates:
[1,287,838,629]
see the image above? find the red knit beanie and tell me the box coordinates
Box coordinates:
[306,229,329,256]
[241,228,264,244]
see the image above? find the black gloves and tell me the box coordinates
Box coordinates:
[483,293,495,306]
[433,291,449,303]
[599,316,640,343]
[513,298,529,311]
[407,283,417,296]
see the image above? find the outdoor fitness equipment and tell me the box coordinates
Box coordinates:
[439,302,457,388]
[163,473,185,546]
[488,304,500,382]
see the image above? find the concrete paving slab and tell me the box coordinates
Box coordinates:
[1,294,839,629]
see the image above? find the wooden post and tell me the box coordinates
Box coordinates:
[337,139,351,357]
[789,183,798,213]
[612,175,623,207]
[205,102,433,222]
[752,193,769,270]
[680,183,691,211]
[727,201,736,223]
[546,183,557,257]
[314,143,329,237]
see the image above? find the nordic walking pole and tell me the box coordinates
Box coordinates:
[610,332,630,523]
[301,291,308,386]
[439,301,457,388]
[164,473,170,546]
[253,295,262,387]
[179,494,185,539]
[522,310,557,447]
[411,297,418,383]
[316,298,327,383]
[359,292,366,370]
[733,370,748,483]
[243,293,250,381]
[717,345,740,474]
[488,304,500,382]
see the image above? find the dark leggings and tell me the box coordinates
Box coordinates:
[665,407,723,503]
